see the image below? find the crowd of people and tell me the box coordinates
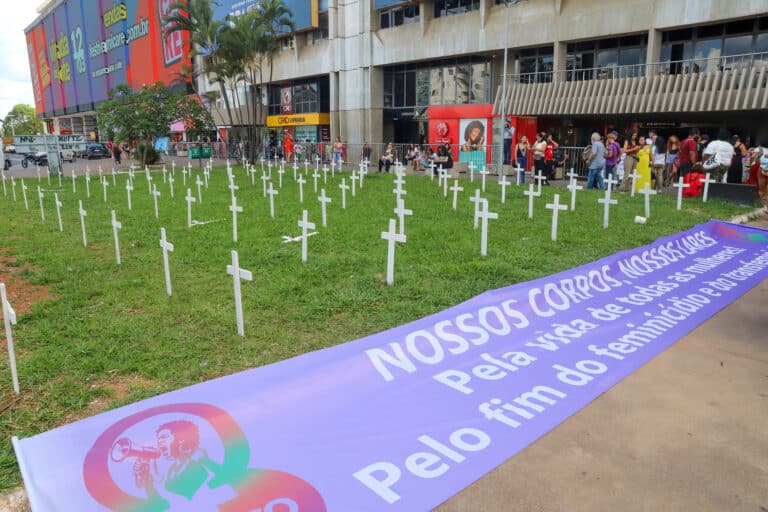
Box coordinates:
[578,128,768,206]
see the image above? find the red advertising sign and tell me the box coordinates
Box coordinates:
[281,85,293,114]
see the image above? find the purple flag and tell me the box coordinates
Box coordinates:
[13,221,768,512]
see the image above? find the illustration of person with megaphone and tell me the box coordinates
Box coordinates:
[112,420,237,509]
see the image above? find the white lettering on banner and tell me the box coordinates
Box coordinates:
[353,427,491,504]
[89,18,150,59]
[617,231,717,279]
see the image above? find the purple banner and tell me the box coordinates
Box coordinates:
[14,221,768,512]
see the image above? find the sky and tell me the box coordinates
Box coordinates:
[0,2,40,121]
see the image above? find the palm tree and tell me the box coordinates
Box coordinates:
[164,0,238,131]
[254,0,295,92]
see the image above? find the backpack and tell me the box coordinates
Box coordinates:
[582,145,592,162]
[683,171,704,198]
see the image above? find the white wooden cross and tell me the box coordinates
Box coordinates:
[394,197,413,236]
[437,165,444,187]
[152,184,161,219]
[1,171,5,196]
[339,178,349,209]
[567,177,583,211]
[515,165,524,185]
[277,166,285,188]
[21,179,28,210]
[230,193,243,242]
[37,186,45,221]
[428,162,436,181]
[163,166,168,184]
[203,168,210,189]
[524,183,540,219]
[292,161,298,181]
[78,200,88,246]
[534,171,547,194]
[627,170,640,197]
[249,165,256,186]
[125,179,133,211]
[71,170,76,193]
[185,188,196,228]
[168,173,175,198]
[639,182,657,219]
[359,166,368,189]
[10,177,15,202]
[469,189,484,229]
[312,169,321,193]
[172,160,176,174]
[298,210,315,263]
[182,168,188,186]
[297,174,306,203]
[318,188,332,227]
[381,218,406,285]
[566,168,578,182]
[350,171,359,197]
[673,177,690,211]
[450,180,463,210]
[102,177,109,203]
[394,174,406,190]
[478,199,498,257]
[314,155,319,172]
[145,169,153,196]
[700,173,716,203]
[261,173,270,197]
[545,194,568,241]
[468,162,476,183]
[358,161,366,185]
[85,171,92,199]
[268,160,274,179]
[36,165,40,183]
[47,166,51,186]
[1,283,19,394]
[111,167,117,186]
[228,179,239,204]
[499,174,510,204]
[322,165,329,185]
[58,168,62,187]
[196,175,203,204]
[54,193,63,232]
[267,181,278,218]
[98,167,103,183]
[111,210,122,264]
[160,227,174,296]
[443,171,449,197]
[605,175,618,194]
[479,167,490,193]
[598,185,618,229]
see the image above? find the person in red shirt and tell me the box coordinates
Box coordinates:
[283,131,294,162]
[544,132,558,182]
[678,128,700,178]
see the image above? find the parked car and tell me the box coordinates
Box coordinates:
[85,143,110,159]
[5,144,16,153]
[21,151,48,168]
[60,149,75,162]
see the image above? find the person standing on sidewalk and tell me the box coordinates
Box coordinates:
[604,131,621,183]
[619,129,639,191]
[586,132,605,190]
[503,120,514,165]
[678,128,700,179]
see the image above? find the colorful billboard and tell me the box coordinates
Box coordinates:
[25,0,190,118]
[213,0,318,32]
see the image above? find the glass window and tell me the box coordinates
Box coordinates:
[417,69,430,106]
[470,63,487,103]
[456,65,470,103]
[443,66,457,104]
[380,11,390,29]
[394,73,405,107]
[405,71,416,107]
[723,35,753,56]
[756,33,768,53]
[429,68,442,104]
[618,47,642,66]
[693,37,723,72]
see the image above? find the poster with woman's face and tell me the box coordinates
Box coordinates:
[460,119,487,152]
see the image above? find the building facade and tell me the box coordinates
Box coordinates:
[229,0,767,155]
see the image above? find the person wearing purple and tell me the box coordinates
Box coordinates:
[604,131,621,183]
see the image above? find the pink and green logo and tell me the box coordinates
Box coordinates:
[83,403,327,512]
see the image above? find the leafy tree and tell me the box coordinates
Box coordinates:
[2,104,44,137]
[96,82,213,166]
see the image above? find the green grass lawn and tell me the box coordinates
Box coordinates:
[0,165,756,490]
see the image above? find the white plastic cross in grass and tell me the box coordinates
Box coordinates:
[524,183,540,219]
[297,174,306,203]
[673,177,690,211]
[545,193,568,241]
[318,188,332,227]
[639,182,657,219]
[78,200,87,246]
[37,186,44,221]
[450,180,463,210]
[21,180,29,210]
[111,210,122,264]
[168,174,175,198]
[261,172,270,197]
[350,171,359,198]
[339,178,349,209]
[185,188,196,228]
[230,193,243,242]
[298,210,315,263]
[381,218,406,285]
[152,184,161,219]
[125,179,133,211]
[54,193,63,232]
[394,197,413,236]
[477,199,498,257]
[160,227,174,297]
[479,168,490,193]
[267,182,278,218]
[700,173,716,203]
[627,170,640,197]
[1,283,19,394]
[313,169,321,193]
[534,171,546,194]
[499,174,510,204]
[598,185,618,229]
[566,177,583,211]
[469,188,484,229]
[196,175,203,204]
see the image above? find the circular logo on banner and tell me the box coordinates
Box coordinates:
[83,403,327,512]
[436,122,449,138]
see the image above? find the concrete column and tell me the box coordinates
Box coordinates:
[646,28,662,75]
[553,41,567,83]
[420,0,434,36]
[480,0,493,28]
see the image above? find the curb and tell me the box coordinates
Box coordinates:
[728,206,766,225]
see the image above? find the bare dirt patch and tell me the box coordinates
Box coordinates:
[0,251,55,317]
[78,373,158,420]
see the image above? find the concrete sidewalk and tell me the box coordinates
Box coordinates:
[436,217,768,512]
